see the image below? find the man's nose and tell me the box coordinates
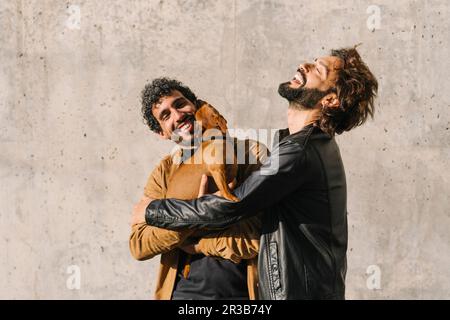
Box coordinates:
[298,63,312,73]
[172,108,184,123]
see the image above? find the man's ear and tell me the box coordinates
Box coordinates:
[321,92,340,109]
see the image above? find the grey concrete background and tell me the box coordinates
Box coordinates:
[0,0,449,299]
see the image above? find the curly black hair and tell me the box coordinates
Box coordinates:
[319,46,378,136]
[141,78,198,133]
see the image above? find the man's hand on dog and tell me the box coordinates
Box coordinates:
[130,196,153,226]
[197,174,236,198]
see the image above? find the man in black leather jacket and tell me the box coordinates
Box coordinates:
[131,47,378,299]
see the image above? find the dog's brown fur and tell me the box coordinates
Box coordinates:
[165,101,239,202]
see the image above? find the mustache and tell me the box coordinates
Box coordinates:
[278,82,334,109]
[175,114,196,128]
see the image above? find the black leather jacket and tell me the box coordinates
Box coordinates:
[146,124,348,300]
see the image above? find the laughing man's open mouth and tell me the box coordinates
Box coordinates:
[291,69,306,86]
[175,115,195,134]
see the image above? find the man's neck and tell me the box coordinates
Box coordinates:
[287,103,321,135]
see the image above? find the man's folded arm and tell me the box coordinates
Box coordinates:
[129,223,194,261]
[193,215,262,263]
[145,140,308,230]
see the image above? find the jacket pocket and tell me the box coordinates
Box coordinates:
[268,242,282,295]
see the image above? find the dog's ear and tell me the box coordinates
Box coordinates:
[195,99,207,109]
[195,102,228,133]
[206,104,228,133]
[194,99,208,128]
[195,103,213,129]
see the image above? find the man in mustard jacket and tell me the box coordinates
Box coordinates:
[129,78,267,299]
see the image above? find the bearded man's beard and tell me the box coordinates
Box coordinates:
[278,82,333,109]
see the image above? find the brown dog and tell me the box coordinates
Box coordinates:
[165,100,239,202]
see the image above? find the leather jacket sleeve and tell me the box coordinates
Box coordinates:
[131,145,264,262]
[129,161,195,260]
[145,138,308,230]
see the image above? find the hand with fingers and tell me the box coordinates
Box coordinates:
[178,174,237,254]
[130,196,154,226]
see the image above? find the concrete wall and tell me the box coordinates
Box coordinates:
[1,0,449,299]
